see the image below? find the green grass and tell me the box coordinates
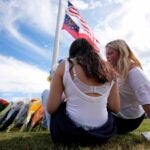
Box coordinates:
[0,119,150,150]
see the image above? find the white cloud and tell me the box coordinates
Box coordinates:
[0,0,57,58]
[71,0,102,10]
[0,55,49,94]
[71,0,88,10]
[0,0,57,34]
[88,1,102,9]
[107,0,127,4]
[94,0,150,53]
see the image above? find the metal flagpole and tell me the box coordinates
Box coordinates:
[51,0,63,68]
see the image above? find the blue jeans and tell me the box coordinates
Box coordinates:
[41,89,51,131]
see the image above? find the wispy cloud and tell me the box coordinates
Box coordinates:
[0,55,49,94]
[107,0,128,4]
[0,0,57,34]
[6,24,50,58]
[71,0,102,10]
[0,0,57,58]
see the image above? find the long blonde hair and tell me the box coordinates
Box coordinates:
[106,39,142,80]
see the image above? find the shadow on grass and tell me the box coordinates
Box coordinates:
[0,131,150,150]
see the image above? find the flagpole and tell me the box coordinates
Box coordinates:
[51,0,63,68]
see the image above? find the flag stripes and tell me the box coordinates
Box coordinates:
[66,1,100,46]
[62,1,100,52]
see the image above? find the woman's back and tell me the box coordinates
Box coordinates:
[70,59,106,96]
[63,60,114,129]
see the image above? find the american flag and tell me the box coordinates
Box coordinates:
[62,1,100,52]
[67,1,92,36]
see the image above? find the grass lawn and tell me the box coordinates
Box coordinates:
[0,119,149,150]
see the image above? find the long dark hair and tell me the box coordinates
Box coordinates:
[68,38,112,83]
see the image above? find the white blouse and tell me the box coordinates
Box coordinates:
[116,67,150,119]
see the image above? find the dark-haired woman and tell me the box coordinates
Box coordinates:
[47,38,120,145]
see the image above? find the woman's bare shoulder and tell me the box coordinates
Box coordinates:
[56,61,65,76]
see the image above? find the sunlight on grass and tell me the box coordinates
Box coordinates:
[0,119,149,150]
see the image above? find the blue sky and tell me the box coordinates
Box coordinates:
[0,0,150,102]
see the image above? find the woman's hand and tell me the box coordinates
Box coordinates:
[142,104,150,117]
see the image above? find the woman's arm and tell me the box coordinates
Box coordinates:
[142,104,150,117]
[107,81,120,113]
[47,62,65,114]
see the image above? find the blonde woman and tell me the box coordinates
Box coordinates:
[105,39,150,134]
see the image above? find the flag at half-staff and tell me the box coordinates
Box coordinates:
[62,1,100,52]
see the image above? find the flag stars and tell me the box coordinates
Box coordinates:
[64,14,79,32]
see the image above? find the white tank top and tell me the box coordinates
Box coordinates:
[63,60,114,130]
